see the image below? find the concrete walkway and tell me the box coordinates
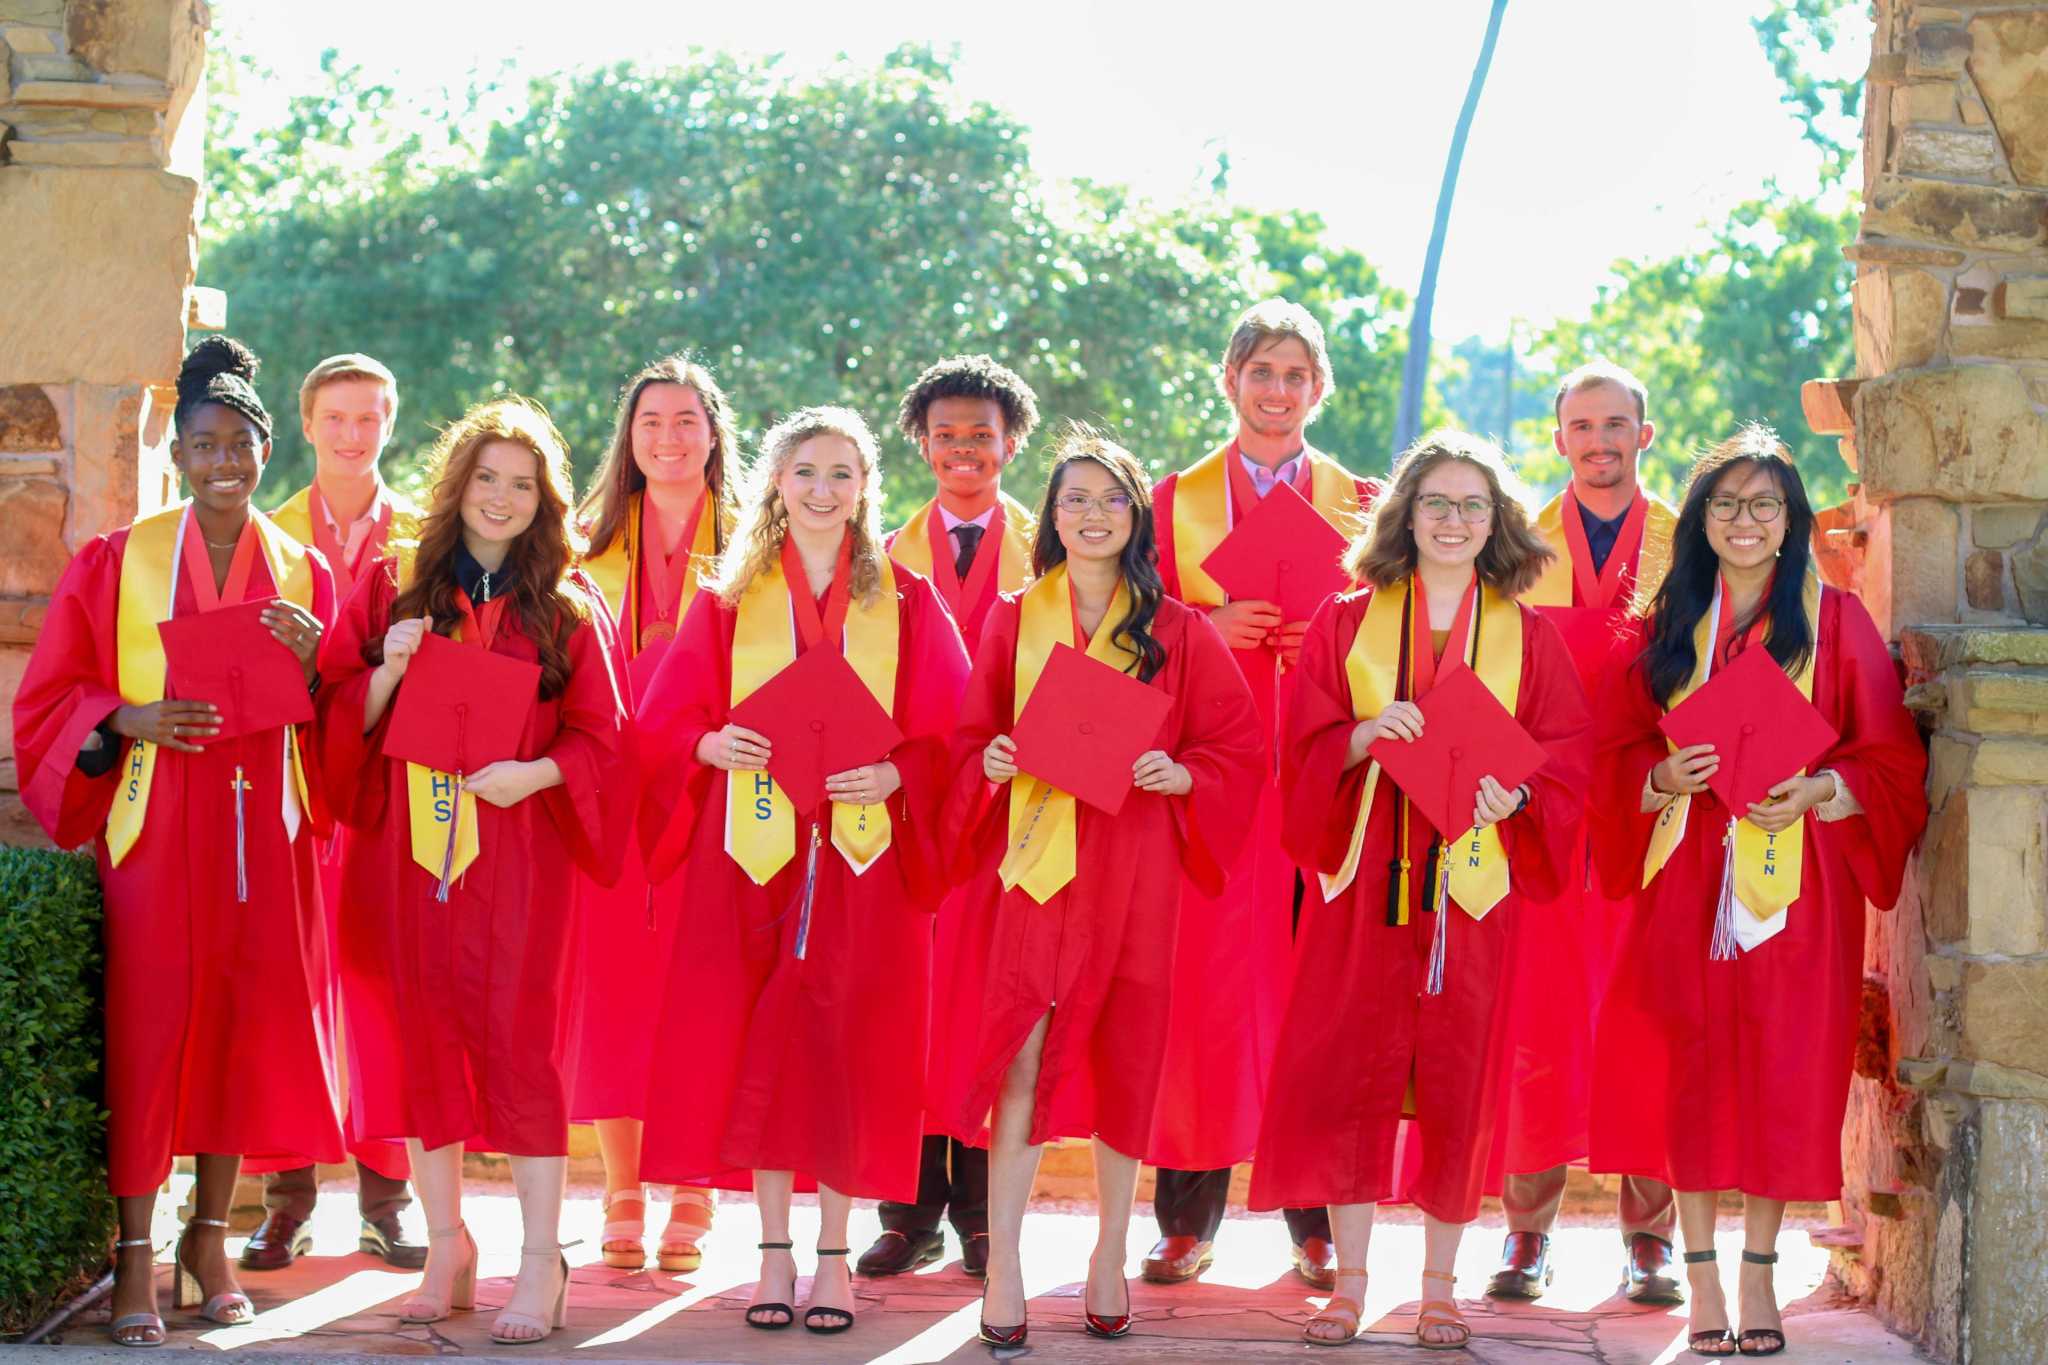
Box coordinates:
[27,1185,1926,1363]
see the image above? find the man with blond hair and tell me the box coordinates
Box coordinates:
[1486,359,1681,1305]
[241,353,425,1272]
[1144,299,1382,1288]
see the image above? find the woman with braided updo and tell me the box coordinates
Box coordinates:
[12,336,346,1346]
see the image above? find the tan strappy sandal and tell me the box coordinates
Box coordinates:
[1305,1265,1369,1346]
[600,1189,646,1271]
[657,1188,714,1273]
[1416,1268,1471,1351]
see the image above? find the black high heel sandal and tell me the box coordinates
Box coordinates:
[745,1242,795,1330]
[1683,1250,1734,1356]
[804,1248,854,1333]
[1736,1250,1785,1356]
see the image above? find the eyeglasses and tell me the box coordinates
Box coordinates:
[1705,495,1784,523]
[1416,494,1494,523]
[1054,491,1135,517]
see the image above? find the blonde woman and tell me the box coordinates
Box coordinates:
[634,406,970,1334]
[566,355,739,1275]
[316,398,628,1345]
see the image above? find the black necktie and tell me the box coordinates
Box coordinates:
[952,523,984,578]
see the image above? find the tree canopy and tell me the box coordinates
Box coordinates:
[203,44,1417,522]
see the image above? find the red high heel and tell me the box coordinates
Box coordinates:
[1082,1269,1132,1339]
[978,1318,1028,1348]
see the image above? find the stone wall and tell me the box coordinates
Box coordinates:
[0,0,213,845]
[1812,4,2048,1362]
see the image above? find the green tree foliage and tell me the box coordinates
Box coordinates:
[0,848,112,1335]
[1502,0,1861,506]
[202,45,1416,522]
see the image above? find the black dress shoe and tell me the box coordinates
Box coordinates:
[240,1211,312,1270]
[855,1228,944,1276]
[960,1232,989,1278]
[360,1213,429,1270]
[1622,1232,1684,1305]
[1139,1235,1213,1284]
[1485,1231,1553,1299]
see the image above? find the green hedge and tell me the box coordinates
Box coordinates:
[0,845,113,1336]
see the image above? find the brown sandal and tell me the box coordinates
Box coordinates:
[1416,1269,1471,1351]
[1305,1265,1368,1346]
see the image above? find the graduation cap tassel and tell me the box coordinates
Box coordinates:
[1385,859,1406,926]
[1709,817,1740,961]
[1424,839,1452,996]
[792,821,824,961]
[435,771,462,904]
[233,763,249,904]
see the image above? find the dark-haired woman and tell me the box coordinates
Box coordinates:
[947,428,1264,1348]
[13,337,344,1346]
[566,356,736,1276]
[1587,428,1925,1358]
[316,397,627,1346]
[634,406,969,1335]
[1250,432,1590,1350]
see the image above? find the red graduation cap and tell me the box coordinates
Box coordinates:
[1199,480,1351,623]
[158,597,314,741]
[1658,642,1839,814]
[728,644,905,814]
[1369,664,1551,842]
[382,630,539,773]
[1010,643,1175,816]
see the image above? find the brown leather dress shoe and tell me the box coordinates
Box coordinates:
[1622,1232,1684,1305]
[1484,1231,1552,1299]
[360,1213,429,1270]
[1292,1236,1338,1291]
[1140,1235,1213,1284]
[959,1231,989,1278]
[239,1211,312,1270]
[854,1228,943,1276]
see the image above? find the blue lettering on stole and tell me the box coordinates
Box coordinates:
[124,744,145,803]
[432,772,456,823]
[1763,829,1777,874]
[752,772,774,821]
[1466,835,1483,869]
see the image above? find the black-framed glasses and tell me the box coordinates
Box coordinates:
[1055,491,1135,517]
[1416,494,1494,523]
[1705,494,1784,523]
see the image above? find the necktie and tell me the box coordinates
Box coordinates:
[952,522,984,578]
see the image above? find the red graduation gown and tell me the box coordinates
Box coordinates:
[1149,465,1382,1168]
[635,571,969,1200]
[1249,591,1589,1223]
[1587,589,1926,1201]
[1488,525,1659,1181]
[943,596,1265,1158]
[12,528,346,1195]
[316,561,628,1155]
[564,547,687,1123]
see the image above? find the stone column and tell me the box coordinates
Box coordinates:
[1815,3,2048,1362]
[0,0,214,845]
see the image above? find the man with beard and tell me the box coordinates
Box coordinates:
[1486,360,1681,1306]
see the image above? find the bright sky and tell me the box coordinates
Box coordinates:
[222,0,1864,342]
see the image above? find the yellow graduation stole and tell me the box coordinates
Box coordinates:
[1643,568,1822,924]
[1319,576,1523,919]
[725,553,900,884]
[1525,487,1677,609]
[580,492,722,655]
[997,564,1139,902]
[269,482,423,549]
[400,597,497,888]
[1169,444,1366,608]
[887,491,1036,591]
[107,503,316,866]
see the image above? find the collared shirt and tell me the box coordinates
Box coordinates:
[319,479,388,571]
[1576,497,1630,575]
[938,504,996,571]
[1240,450,1308,501]
[453,540,513,603]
